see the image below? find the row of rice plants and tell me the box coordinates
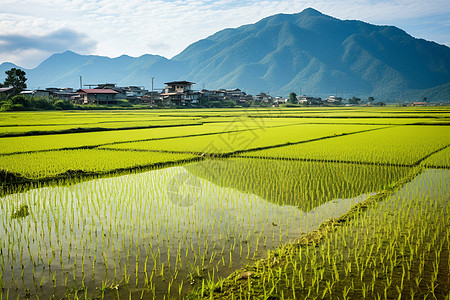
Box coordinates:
[0,111,168,126]
[192,168,450,299]
[241,109,450,119]
[0,149,199,179]
[102,124,383,154]
[0,115,200,127]
[0,109,236,127]
[158,106,450,119]
[421,146,450,168]
[258,118,444,125]
[2,108,445,134]
[0,119,205,137]
[184,158,413,210]
[239,125,450,165]
[0,159,408,299]
[0,121,272,155]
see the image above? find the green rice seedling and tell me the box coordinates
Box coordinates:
[239,125,450,166]
[1,108,449,299]
[190,166,450,299]
[0,120,243,155]
[104,124,383,155]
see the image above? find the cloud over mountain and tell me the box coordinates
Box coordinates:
[0,29,95,53]
[0,29,97,68]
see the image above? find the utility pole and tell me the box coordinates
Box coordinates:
[79,76,82,89]
[151,77,154,103]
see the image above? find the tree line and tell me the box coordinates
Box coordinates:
[0,68,140,111]
[287,92,385,106]
[0,68,75,111]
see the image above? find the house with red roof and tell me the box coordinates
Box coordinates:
[76,89,119,105]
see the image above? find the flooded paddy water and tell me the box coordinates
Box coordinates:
[0,159,429,299]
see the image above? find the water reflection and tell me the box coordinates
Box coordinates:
[0,159,412,299]
[184,158,412,211]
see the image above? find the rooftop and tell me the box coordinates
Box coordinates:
[164,81,195,85]
[0,87,13,92]
[77,89,119,94]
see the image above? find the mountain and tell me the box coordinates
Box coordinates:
[1,8,449,101]
[0,62,21,76]
[173,8,450,100]
[6,51,182,89]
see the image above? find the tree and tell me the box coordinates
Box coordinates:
[289,92,298,104]
[368,96,375,103]
[349,97,361,105]
[423,97,428,102]
[3,68,27,95]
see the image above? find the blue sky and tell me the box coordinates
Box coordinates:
[0,0,449,68]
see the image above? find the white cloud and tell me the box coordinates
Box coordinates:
[0,0,449,67]
[0,49,49,69]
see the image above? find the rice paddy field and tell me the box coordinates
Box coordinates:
[0,106,449,299]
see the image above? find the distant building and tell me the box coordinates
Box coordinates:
[49,88,78,100]
[253,93,273,103]
[163,81,194,93]
[274,97,288,105]
[34,90,52,98]
[196,88,250,105]
[297,95,314,104]
[326,96,341,103]
[297,95,323,106]
[126,86,148,98]
[95,83,117,89]
[412,102,428,107]
[140,91,162,106]
[93,84,149,100]
[223,89,245,100]
[20,89,51,98]
[92,84,126,99]
[75,89,119,105]
[161,81,198,105]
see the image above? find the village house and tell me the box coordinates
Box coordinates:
[199,89,225,101]
[253,93,273,103]
[99,84,148,100]
[297,95,323,105]
[42,87,78,100]
[126,86,148,98]
[90,84,126,99]
[20,89,52,98]
[51,88,78,100]
[297,95,314,104]
[326,96,342,103]
[140,91,163,106]
[222,89,247,102]
[195,88,251,105]
[163,81,194,94]
[75,89,119,105]
[274,97,288,105]
[160,81,199,105]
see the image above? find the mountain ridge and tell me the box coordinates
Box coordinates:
[1,8,449,101]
